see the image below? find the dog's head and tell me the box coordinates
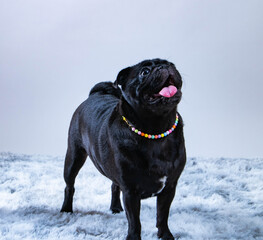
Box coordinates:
[114,59,182,115]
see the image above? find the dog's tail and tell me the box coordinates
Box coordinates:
[89,81,121,98]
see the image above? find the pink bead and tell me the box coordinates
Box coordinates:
[148,135,152,138]
[169,129,172,133]
[132,127,135,131]
[138,131,141,135]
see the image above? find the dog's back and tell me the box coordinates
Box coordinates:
[66,82,120,177]
[81,81,120,136]
[89,81,121,98]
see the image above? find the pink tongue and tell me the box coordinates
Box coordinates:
[159,85,177,98]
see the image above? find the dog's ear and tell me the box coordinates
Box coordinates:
[113,67,131,89]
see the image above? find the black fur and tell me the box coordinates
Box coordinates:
[61,59,186,240]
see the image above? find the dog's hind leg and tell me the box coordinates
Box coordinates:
[61,143,87,213]
[110,183,123,214]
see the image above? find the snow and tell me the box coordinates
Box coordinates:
[0,152,262,239]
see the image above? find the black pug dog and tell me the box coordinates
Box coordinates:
[61,58,186,240]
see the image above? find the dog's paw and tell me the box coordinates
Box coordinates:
[157,229,174,240]
[60,205,73,213]
[110,206,124,214]
[110,201,123,214]
[126,234,141,240]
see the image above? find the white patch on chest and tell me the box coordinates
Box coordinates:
[152,176,167,197]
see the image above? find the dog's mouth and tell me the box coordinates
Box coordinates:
[154,85,177,98]
[144,76,180,102]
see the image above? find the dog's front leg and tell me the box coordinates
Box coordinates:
[123,191,141,240]
[156,186,176,240]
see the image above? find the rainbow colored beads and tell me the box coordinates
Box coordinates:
[122,113,179,139]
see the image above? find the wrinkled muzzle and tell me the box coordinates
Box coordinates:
[138,66,181,104]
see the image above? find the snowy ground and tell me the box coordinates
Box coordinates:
[0,152,262,240]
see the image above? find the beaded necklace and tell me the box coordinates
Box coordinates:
[122,113,179,139]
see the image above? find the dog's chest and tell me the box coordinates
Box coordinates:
[133,172,168,198]
[153,175,167,196]
[119,135,181,198]
[131,153,176,198]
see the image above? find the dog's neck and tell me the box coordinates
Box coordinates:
[119,98,178,134]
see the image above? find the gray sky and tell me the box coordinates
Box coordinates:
[1,0,263,158]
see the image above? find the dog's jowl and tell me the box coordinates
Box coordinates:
[61,59,186,240]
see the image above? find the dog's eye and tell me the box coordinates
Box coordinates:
[140,68,150,76]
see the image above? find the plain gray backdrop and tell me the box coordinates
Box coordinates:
[1,0,263,158]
